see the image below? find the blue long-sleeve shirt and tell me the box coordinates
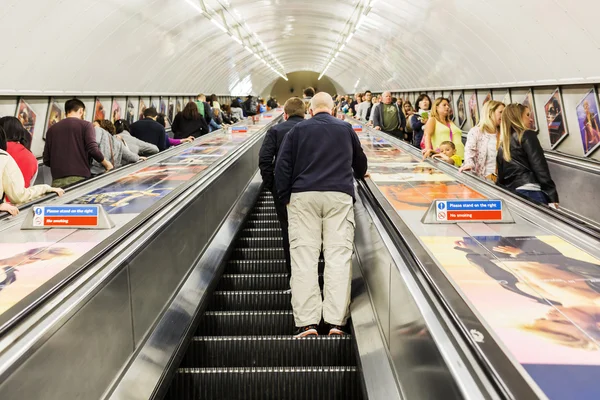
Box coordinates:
[275,112,368,204]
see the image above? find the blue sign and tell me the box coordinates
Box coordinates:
[437,202,446,210]
[41,205,99,217]
[443,200,502,210]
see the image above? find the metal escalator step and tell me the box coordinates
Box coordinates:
[256,200,275,206]
[166,367,362,400]
[231,247,285,260]
[253,206,277,213]
[236,237,283,248]
[208,290,292,311]
[245,220,281,229]
[197,311,294,336]
[225,260,287,274]
[217,274,289,291]
[248,212,279,221]
[239,228,282,238]
[180,336,356,368]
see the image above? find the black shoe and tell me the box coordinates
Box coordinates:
[328,325,346,336]
[294,325,318,338]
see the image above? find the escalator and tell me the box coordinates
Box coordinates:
[164,188,364,400]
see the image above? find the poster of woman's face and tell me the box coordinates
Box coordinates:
[138,99,147,120]
[447,94,455,121]
[16,98,37,137]
[544,89,568,149]
[457,93,466,128]
[111,99,121,123]
[483,92,492,105]
[522,89,538,131]
[94,98,105,121]
[468,92,479,127]
[576,89,600,156]
[126,100,135,124]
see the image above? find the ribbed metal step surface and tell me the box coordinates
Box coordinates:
[165,189,363,400]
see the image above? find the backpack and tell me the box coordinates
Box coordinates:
[245,98,258,115]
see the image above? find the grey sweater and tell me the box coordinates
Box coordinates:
[91,127,140,175]
[118,131,159,156]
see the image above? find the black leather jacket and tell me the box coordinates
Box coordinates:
[496,130,558,203]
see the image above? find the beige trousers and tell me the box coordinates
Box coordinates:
[287,191,355,327]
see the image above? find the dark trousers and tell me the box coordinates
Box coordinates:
[272,189,291,275]
[516,189,550,205]
[383,128,405,141]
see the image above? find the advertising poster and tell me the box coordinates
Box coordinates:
[447,93,455,121]
[125,99,135,124]
[45,100,63,135]
[138,99,147,120]
[456,92,466,129]
[150,98,157,110]
[544,88,568,149]
[160,98,167,115]
[16,98,36,138]
[94,98,105,121]
[0,242,96,315]
[522,89,538,131]
[111,99,121,122]
[482,92,492,105]
[176,99,183,114]
[168,98,175,122]
[502,90,511,105]
[576,89,600,156]
[377,181,485,211]
[420,235,600,399]
[468,92,479,127]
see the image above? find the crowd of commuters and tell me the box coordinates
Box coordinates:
[0,93,282,216]
[335,88,558,207]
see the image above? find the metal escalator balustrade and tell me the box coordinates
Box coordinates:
[165,189,363,400]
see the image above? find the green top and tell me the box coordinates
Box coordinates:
[382,103,399,132]
[195,101,205,117]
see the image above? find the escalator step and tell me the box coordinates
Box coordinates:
[208,291,292,311]
[239,228,282,238]
[248,212,279,221]
[245,220,281,229]
[166,367,362,400]
[256,201,276,208]
[180,336,355,368]
[226,260,288,274]
[231,247,285,260]
[253,206,277,213]
[236,237,283,248]
[197,311,295,336]
[217,274,289,291]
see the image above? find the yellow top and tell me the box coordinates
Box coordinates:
[450,154,463,167]
[432,119,465,159]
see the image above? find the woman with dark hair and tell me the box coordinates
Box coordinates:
[114,119,159,156]
[221,104,235,124]
[0,116,37,187]
[0,127,63,214]
[231,99,245,121]
[209,94,221,110]
[156,113,194,147]
[410,94,432,148]
[91,120,140,175]
[172,102,210,139]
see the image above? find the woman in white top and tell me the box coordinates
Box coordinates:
[230,99,245,121]
[0,127,63,215]
[460,100,505,181]
[210,94,221,110]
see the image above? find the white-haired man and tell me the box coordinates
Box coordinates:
[372,91,406,140]
[275,92,368,337]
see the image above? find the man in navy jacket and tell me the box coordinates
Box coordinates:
[275,92,367,338]
[129,107,169,152]
[258,97,306,275]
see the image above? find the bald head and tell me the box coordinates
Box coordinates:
[382,91,392,104]
[310,92,334,114]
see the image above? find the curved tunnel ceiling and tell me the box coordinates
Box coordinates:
[1,0,599,96]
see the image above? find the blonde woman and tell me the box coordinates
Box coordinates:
[496,104,558,207]
[460,100,505,180]
[422,98,464,161]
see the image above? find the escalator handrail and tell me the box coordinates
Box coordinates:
[0,115,282,342]
[544,149,600,174]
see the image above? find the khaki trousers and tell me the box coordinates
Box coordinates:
[287,191,355,327]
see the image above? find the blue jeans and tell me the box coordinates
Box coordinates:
[516,189,550,205]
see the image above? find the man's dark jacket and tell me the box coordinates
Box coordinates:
[258,116,304,190]
[274,112,368,204]
[129,118,169,151]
